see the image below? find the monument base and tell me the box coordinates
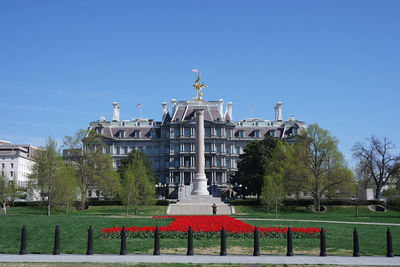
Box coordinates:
[167,195,235,215]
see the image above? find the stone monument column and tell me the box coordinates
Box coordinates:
[191,107,209,195]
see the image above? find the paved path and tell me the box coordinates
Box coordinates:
[1,254,400,265]
[238,218,400,226]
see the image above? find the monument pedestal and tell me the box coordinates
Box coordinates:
[167,195,234,215]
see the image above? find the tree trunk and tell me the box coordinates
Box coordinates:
[126,203,129,216]
[375,184,382,199]
[47,203,51,216]
[275,198,278,219]
[316,196,321,213]
[80,188,87,210]
[135,206,138,215]
[65,201,69,215]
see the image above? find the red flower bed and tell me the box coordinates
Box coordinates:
[100,215,323,239]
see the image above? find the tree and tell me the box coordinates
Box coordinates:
[119,150,155,215]
[285,124,354,211]
[352,136,400,199]
[0,173,18,215]
[261,141,286,219]
[63,129,115,209]
[29,136,63,216]
[55,162,78,214]
[232,136,278,198]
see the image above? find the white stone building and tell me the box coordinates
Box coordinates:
[0,140,38,192]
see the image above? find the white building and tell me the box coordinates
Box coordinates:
[0,140,38,191]
[87,98,306,199]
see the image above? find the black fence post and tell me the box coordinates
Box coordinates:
[19,225,27,255]
[320,227,327,256]
[120,226,127,255]
[220,226,227,256]
[187,226,194,256]
[387,228,394,257]
[286,227,294,256]
[353,228,360,257]
[153,226,160,255]
[86,226,94,255]
[253,227,260,256]
[53,225,60,255]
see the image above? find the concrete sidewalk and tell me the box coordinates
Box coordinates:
[1,254,400,266]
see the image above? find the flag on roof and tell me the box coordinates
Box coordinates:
[192,68,199,72]
[136,104,141,107]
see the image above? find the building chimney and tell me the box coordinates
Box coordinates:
[112,102,120,122]
[171,99,177,114]
[218,99,224,118]
[227,102,233,121]
[274,102,283,122]
[161,102,168,114]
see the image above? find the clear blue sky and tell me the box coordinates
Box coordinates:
[1,0,399,167]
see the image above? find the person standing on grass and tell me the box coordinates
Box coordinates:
[1,203,6,216]
[212,203,217,215]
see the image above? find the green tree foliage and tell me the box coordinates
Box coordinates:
[55,163,78,214]
[63,129,115,209]
[352,136,400,199]
[29,136,63,216]
[119,150,155,215]
[232,136,278,198]
[261,141,286,219]
[285,124,354,211]
[0,173,19,215]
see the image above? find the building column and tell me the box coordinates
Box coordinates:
[191,108,209,196]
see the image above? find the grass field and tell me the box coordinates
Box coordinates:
[0,205,399,256]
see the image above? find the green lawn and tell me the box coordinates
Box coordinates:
[234,205,400,223]
[0,205,399,256]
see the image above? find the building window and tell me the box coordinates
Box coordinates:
[124,147,128,154]
[154,161,159,169]
[165,146,170,154]
[174,128,180,137]
[239,130,244,138]
[184,157,190,167]
[184,128,190,137]
[216,173,222,184]
[293,128,298,135]
[205,127,211,137]
[174,158,180,168]
[119,131,125,138]
[216,128,221,137]
[226,146,231,154]
[116,147,120,154]
[97,128,102,134]
[165,160,170,168]
[10,171,13,177]
[205,143,211,152]
[184,143,190,152]
[11,163,14,169]
[135,131,141,138]
[174,144,180,153]
[225,129,231,138]
[235,146,241,154]
[216,144,221,153]
[1,163,4,168]
[216,159,221,167]
[254,130,259,138]
[205,157,211,167]
[226,159,231,168]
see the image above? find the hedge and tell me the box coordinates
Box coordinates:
[11,199,172,207]
[282,198,383,206]
[387,200,400,211]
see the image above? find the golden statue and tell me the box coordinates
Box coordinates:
[192,72,207,101]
